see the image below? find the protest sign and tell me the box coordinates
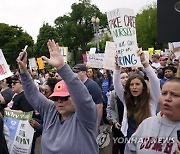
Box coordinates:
[59,47,68,63]
[87,53,104,68]
[103,41,117,70]
[107,8,141,67]
[172,42,180,57]
[0,49,13,81]
[4,109,34,154]
[82,53,87,63]
[89,48,97,54]
[28,58,38,70]
[148,48,154,57]
[37,57,44,69]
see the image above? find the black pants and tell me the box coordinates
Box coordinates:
[112,125,125,154]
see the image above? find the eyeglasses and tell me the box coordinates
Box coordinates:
[51,96,70,102]
[12,81,21,85]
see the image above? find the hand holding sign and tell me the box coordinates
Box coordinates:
[16,50,28,74]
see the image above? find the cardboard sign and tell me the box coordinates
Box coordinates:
[0,49,13,81]
[87,53,104,68]
[107,8,140,67]
[103,41,117,70]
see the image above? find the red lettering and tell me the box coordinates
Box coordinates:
[0,64,5,75]
[145,137,154,149]
[164,141,173,153]
[152,142,163,152]
[140,138,148,149]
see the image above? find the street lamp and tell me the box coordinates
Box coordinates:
[91,16,100,52]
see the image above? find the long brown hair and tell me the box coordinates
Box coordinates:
[124,74,151,125]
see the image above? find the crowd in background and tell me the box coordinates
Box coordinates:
[0,45,180,154]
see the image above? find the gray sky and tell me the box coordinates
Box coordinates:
[0,0,156,42]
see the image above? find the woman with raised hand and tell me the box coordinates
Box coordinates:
[16,40,98,154]
[113,49,161,139]
[125,77,180,154]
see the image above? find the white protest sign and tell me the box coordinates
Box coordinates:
[28,58,38,70]
[0,49,13,81]
[4,109,34,154]
[103,41,117,70]
[59,47,68,63]
[87,53,104,68]
[172,42,180,57]
[89,48,97,54]
[107,8,140,67]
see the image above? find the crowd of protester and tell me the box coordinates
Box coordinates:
[0,40,180,154]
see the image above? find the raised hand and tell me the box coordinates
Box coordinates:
[115,122,121,129]
[137,49,145,63]
[137,49,149,68]
[115,54,120,70]
[16,50,28,73]
[42,39,65,70]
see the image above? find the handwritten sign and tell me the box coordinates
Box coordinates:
[0,49,13,81]
[87,53,104,68]
[4,109,34,154]
[103,41,117,70]
[107,8,140,67]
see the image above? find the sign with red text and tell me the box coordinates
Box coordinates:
[107,8,141,67]
[0,49,13,81]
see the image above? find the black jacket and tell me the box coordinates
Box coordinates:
[0,117,9,154]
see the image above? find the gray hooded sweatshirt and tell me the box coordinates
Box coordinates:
[125,113,180,154]
[20,64,98,154]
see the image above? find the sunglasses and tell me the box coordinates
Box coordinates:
[51,96,70,102]
[12,81,21,85]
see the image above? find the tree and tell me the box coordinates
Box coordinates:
[87,33,111,52]
[0,23,34,69]
[54,0,108,63]
[35,23,60,58]
[136,3,157,49]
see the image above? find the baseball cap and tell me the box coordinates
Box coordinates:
[11,75,21,82]
[49,80,70,98]
[152,54,160,59]
[72,64,87,73]
[159,57,168,61]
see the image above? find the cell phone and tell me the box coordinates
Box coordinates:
[177,130,180,141]
[20,45,28,60]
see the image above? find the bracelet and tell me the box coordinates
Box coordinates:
[141,61,148,65]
